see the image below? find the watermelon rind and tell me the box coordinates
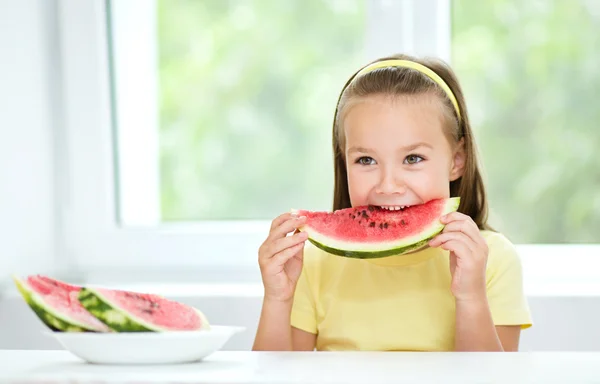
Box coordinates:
[296,197,460,259]
[307,237,431,259]
[78,287,210,332]
[12,275,101,332]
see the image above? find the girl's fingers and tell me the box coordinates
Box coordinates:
[270,242,305,267]
[429,232,474,254]
[440,211,470,224]
[437,220,481,245]
[267,216,306,242]
[269,231,309,256]
[438,240,470,258]
[270,212,292,231]
[440,213,486,247]
[259,213,307,268]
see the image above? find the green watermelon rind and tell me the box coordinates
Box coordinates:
[300,197,460,259]
[12,276,97,333]
[78,287,211,332]
[307,237,432,259]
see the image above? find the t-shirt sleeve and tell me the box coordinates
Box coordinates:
[485,232,533,329]
[290,247,318,334]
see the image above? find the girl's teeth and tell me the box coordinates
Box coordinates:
[380,205,410,210]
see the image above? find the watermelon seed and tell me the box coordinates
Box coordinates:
[379,223,383,229]
[368,206,375,212]
[150,302,159,308]
[384,223,388,229]
[369,222,375,227]
[401,219,406,225]
[141,309,154,315]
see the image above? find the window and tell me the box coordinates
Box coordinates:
[58,0,598,285]
[111,0,367,224]
[452,0,600,244]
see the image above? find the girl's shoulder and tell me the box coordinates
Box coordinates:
[480,230,517,250]
[480,230,523,271]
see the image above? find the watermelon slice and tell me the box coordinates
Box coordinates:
[293,197,460,258]
[78,287,210,332]
[12,275,110,332]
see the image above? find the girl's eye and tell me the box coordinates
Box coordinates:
[356,156,376,166]
[404,154,424,164]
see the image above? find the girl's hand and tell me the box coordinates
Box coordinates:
[258,213,309,303]
[428,212,489,302]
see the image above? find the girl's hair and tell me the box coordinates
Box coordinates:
[331,53,491,230]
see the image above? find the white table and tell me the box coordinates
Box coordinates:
[2,350,600,383]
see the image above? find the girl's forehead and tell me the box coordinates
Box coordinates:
[343,94,449,147]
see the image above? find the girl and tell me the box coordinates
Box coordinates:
[252,54,532,352]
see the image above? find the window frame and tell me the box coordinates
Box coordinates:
[57,0,600,284]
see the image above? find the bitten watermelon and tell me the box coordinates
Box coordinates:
[12,275,110,332]
[78,287,210,332]
[293,197,460,258]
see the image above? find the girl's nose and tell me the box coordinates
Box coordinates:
[375,170,406,195]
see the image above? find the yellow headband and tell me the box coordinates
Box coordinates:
[353,59,461,121]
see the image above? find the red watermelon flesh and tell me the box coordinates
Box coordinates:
[293,197,460,258]
[14,275,110,332]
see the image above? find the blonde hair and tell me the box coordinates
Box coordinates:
[331,53,491,230]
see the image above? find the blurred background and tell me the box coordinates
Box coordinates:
[1,0,599,351]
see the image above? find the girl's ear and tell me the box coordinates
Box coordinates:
[450,138,466,182]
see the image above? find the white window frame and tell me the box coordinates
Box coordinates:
[57,0,600,285]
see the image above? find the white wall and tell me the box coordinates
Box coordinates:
[0,0,57,285]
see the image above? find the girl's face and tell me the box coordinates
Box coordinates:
[343,94,465,210]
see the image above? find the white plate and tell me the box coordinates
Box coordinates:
[44,325,246,365]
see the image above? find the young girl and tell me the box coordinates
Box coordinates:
[252,54,532,352]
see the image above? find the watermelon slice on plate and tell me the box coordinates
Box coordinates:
[13,275,211,333]
[293,197,460,259]
[78,287,210,332]
[12,275,110,332]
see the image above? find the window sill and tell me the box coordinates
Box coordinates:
[4,279,600,300]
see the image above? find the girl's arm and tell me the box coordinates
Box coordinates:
[430,212,523,352]
[252,298,294,351]
[252,298,316,351]
[454,298,503,351]
[495,326,521,351]
[455,299,521,351]
[292,326,317,351]
[252,213,316,351]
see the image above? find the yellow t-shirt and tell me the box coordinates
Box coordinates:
[291,230,532,351]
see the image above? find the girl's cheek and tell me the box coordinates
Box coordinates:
[347,170,371,205]
[417,172,450,200]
